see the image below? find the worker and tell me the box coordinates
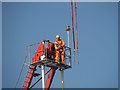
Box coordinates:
[54,35,65,64]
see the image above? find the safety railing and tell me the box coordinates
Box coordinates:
[25,40,72,68]
[64,46,72,67]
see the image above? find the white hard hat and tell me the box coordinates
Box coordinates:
[56,35,60,38]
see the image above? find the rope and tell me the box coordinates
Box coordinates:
[70,0,80,64]
[70,0,77,64]
[74,0,79,64]
[74,0,78,50]
[70,0,76,52]
[15,57,26,88]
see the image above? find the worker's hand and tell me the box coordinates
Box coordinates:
[56,48,59,51]
[57,45,62,49]
[58,45,62,49]
[56,44,59,47]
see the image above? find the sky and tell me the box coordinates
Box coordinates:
[2,2,118,88]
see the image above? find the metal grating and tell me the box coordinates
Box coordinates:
[31,59,71,70]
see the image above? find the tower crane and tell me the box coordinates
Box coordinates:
[16,0,79,89]
[23,33,71,90]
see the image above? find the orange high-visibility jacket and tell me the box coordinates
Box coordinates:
[54,40,65,50]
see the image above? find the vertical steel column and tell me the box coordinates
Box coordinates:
[67,29,71,66]
[41,65,45,90]
[67,31,70,48]
[41,41,45,90]
[61,70,64,90]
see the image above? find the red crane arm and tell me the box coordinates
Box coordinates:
[23,65,36,90]
[46,67,58,90]
[24,41,57,90]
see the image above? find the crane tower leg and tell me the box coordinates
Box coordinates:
[41,65,45,90]
[46,67,58,90]
[61,70,64,90]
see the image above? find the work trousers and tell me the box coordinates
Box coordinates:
[55,49,65,64]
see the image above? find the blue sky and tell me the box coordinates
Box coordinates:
[2,2,118,88]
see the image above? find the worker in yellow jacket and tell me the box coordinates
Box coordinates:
[54,35,65,64]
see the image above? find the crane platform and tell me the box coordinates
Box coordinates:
[31,59,71,70]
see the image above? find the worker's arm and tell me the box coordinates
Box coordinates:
[61,40,65,47]
[54,42,60,50]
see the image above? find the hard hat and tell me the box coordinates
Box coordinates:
[56,35,60,38]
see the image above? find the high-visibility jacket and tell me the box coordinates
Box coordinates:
[54,39,65,50]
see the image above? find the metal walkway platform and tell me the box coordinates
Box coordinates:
[31,59,71,70]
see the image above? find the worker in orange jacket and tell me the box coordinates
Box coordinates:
[54,35,65,64]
